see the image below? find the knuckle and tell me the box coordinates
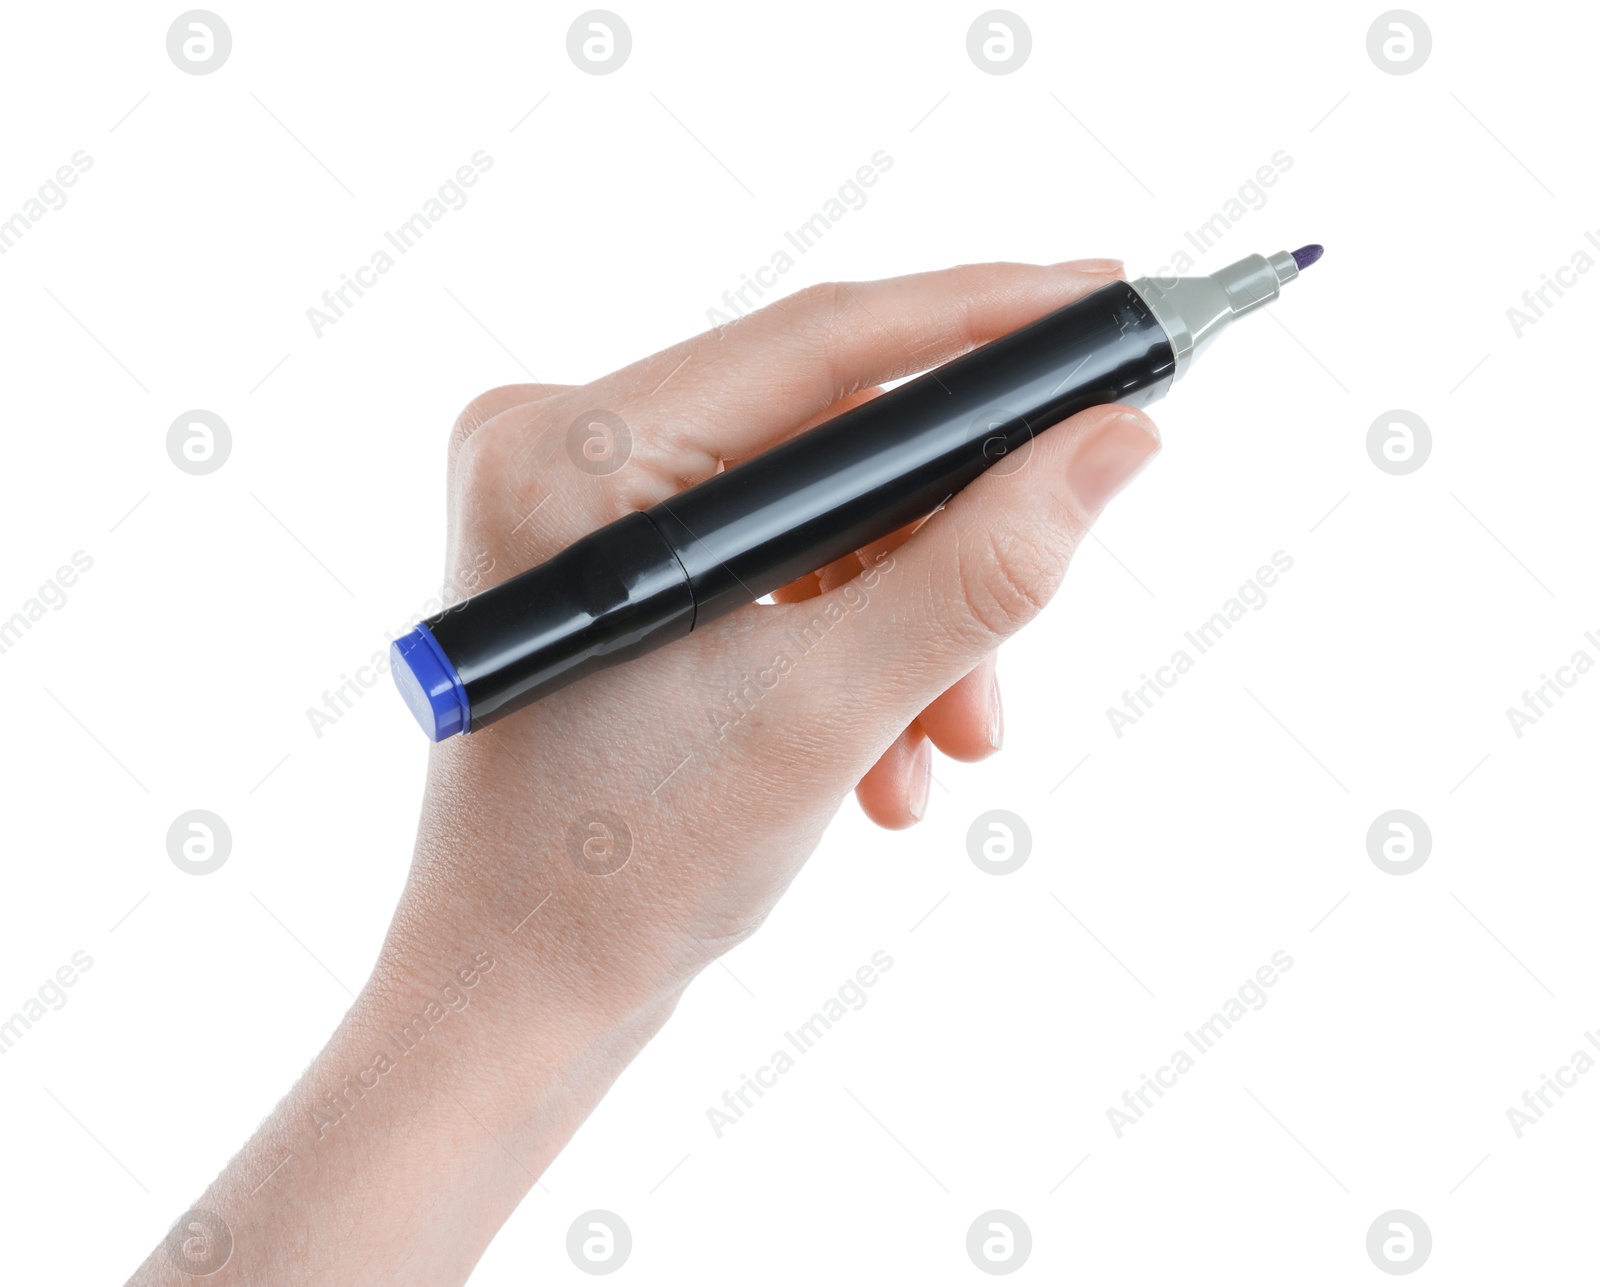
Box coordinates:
[448,389,503,455]
[786,280,861,401]
[793,278,854,318]
[452,409,556,518]
[447,384,552,459]
[451,416,515,499]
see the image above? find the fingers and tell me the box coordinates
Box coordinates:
[917,654,1002,762]
[787,403,1160,729]
[591,260,1124,469]
[448,262,1122,579]
[854,724,932,830]
[772,521,916,604]
[816,518,922,593]
[768,570,822,605]
[853,659,997,831]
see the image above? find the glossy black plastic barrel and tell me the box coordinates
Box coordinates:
[425,511,695,727]
[649,279,1173,621]
[424,280,1175,730]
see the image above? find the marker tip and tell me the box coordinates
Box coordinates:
[1291,244,1325,271]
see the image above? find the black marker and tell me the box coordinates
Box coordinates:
[392,247,1323,739]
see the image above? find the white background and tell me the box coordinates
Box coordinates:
[2,0,1595,1281]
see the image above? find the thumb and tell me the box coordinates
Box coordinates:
[798,403,1160,721]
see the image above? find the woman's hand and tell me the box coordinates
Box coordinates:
[130,260,1159,1286]
[409,258,1159,1021]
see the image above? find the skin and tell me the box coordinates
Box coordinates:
[129,260,1160,1285]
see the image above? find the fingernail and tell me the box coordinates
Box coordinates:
[908,738,932,822]
[1054,257,1123,274]
[1066,412,1160,515]
[987,673,1003,750]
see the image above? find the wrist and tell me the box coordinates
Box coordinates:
[362,893,683,1133]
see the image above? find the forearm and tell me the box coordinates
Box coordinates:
[128,941,676,1286]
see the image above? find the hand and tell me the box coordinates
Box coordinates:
[417,258,1160,1013]
[130,260,1160,1286]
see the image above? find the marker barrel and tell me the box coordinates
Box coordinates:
[393,280,1175,738]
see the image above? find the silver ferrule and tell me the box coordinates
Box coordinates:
[1129,250,1299,381]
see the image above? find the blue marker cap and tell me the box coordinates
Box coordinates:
[390,624,469,741]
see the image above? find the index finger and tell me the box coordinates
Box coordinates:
[591,259,1124,468]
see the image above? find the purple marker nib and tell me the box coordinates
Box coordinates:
[1291,243,1324,271]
